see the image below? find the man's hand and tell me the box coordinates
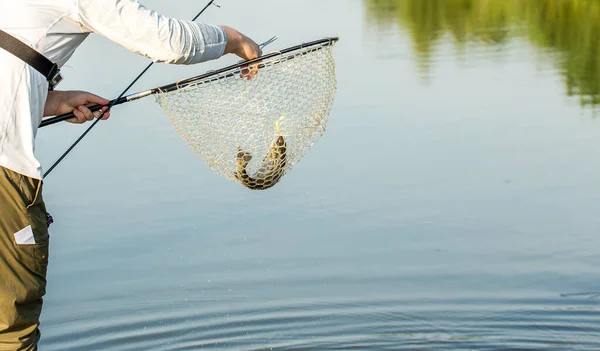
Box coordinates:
[44,90,111,124]
[219,26,262,80]
[219,26,262,60]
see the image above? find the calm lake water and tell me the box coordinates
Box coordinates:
[36,0,600,350]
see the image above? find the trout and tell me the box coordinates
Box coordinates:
[234,135,287,190]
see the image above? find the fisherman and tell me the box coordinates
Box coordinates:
[0,0,262,349]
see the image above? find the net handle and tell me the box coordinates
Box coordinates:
[39,36,339,128]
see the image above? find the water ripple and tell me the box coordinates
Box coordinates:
[41,295,600,351]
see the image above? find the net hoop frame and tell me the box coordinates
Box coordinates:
[154,36,340,95]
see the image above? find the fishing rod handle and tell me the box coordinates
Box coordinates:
[39,97,125,127]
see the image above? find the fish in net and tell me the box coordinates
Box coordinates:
[40,37,339,190]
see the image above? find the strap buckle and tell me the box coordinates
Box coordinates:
[48,63,63,91]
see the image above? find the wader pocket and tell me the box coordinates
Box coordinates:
[20,175,49,242]
[24,187,50,281]
[14,237,49,280]
[12,171,50,280]
[33,237,49,280]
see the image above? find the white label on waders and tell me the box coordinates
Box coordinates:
[14,225,36,245]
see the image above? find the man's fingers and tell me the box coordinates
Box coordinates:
[84,92,110,106]
[70,108,86,124]
[98,107,110,120]
[59,91,112,123]
[240,62,260,80]
[81,105,111,121]
[94,106,111,120]
[67,105,110,124]
[78,105,94,121]
[92,109,103,119]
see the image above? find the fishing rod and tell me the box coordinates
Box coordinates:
[42,0,219,178]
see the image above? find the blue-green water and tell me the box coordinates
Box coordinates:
[36,0,600,349]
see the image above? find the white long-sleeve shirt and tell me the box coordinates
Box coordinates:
[0,0,228,180]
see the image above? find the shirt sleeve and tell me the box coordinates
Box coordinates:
[75,0,227,64]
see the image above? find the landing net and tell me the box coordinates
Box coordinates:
[154,37,338,190]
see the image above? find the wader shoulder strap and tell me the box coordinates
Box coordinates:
[0,29,62,90]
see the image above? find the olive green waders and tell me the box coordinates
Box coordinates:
[0,166,49,351]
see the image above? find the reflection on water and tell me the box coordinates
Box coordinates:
[364,0,600,110]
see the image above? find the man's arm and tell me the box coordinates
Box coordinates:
[76,0,261,64]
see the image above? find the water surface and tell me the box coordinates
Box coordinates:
[36,0,600,349]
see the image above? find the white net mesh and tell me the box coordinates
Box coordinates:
[154,39,338,190]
